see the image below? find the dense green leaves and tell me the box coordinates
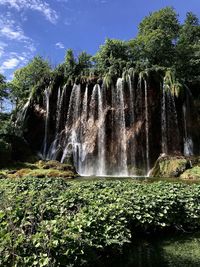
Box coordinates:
[130,7,179,67]
[9,56,51,104]
[175,12,200,82]
[1,179,200,266]
[0,74,8,112]
[93,38,131,76]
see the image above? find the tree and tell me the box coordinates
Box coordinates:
[76,51,92,76]
[129,7,180,67]
[93,39,131,76]
[64,49,76,79]
[10,56,51,104]
[0,74,7,112]
[175,12,200,82]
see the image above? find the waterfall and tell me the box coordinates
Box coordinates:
[183,101,193,156]
[128,75,135,124]
[113,78,128,176]
[79,86,88,174]
[168,88,180,153]
[47,85,68,159]
[81,84,106,176]
[161,82,168,154]
[61,84,81,169]
[43,87,50,158]
[35,70,197,178]
[128,74,136,168]
[144,79,150,172]
[97,85,106,176]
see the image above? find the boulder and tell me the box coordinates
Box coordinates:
[149,154,192,178]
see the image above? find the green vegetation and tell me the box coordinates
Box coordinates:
[1,179,200,266]
[9,56,51,105]
[0,160,77,179]
[0,73,7,112]
[181,166,200,180]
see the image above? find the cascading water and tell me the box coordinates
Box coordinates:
[43,87,50,158]
[47,86,62,159]
[37,70,197,177]
[113,78,128,176]
[97,85,106,176]
[183,94,194,156]
[144,79,150,172]
[61,84,81,168]
[79,85,88,174]
[128,74,136,168]
[161,82,168,154]
[161,83,181,154]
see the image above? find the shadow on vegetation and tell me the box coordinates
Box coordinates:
[96,233,200,267]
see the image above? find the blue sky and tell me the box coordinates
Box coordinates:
[0,0,199,80]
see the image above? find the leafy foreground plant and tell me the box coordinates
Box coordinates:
[1,179,200,266]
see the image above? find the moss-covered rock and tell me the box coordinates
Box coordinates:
[11,168,76,179]
[150,155,200,179]
[1,160,77,179]
[37,160,76,172]
[180,166,200,180]
[150,155,192,178]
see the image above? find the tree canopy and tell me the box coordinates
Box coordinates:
[9,56,51,104]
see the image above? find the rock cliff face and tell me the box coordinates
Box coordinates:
[19,69,200,176]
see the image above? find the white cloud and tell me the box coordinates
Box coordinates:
[0,42,7,58]
[56,42,65,49]
[0,0,58,24]
[0,13,36,76]
[0,17,28,41]
[0,51,31,74]
[0,58,20,73]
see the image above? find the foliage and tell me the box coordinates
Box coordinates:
[1,179,200,266]
[9,56,51,104]
[0,74,8,112]
[93,38,131,76]
[64,49,92,84]
[175,12,200,82]
[129,7,179,67]
[163,69,184,97]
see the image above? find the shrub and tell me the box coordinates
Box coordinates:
[1,179,200,266]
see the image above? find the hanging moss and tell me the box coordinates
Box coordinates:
[139,70,150,85]
[163,69,185,98]
[122,69,129,85]
[128,67,136,80]
[103,72,114,89]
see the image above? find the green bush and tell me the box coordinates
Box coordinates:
[1,179,200,266]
